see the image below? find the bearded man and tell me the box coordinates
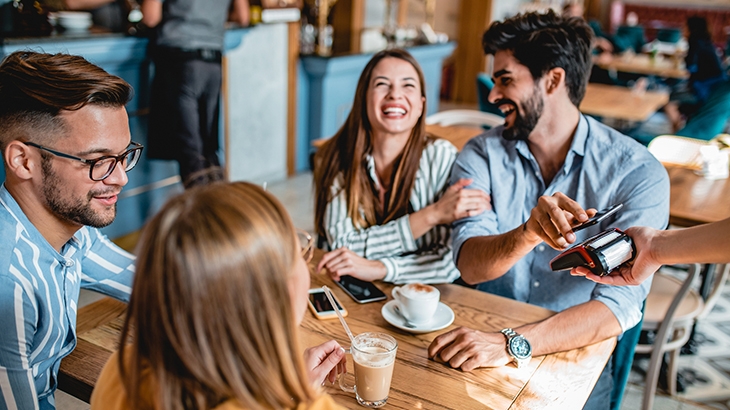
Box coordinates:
[0,51,141,409]
[427,11,669,410]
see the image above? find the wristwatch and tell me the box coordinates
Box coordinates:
[500,328,532,368]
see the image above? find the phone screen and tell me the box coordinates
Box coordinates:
[571,203,623,232]
[309,290,344,313]
[336,275,387,303]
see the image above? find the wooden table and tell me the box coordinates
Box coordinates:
[580,83,670,123]
[666,165,730,228]
[426,124,485,151]
[595,53,689,80]
[59,250,616,409]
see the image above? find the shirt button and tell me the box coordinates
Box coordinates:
[533,281,540,288]
[537,245,546,252]
[64,260,75,268]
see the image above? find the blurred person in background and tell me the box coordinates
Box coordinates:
[141,0,248,187]
[665,15,727,132]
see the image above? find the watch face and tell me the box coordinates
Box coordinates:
[509,336,532,359]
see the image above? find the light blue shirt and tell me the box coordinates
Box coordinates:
[0,185,135,410]
[451,115,669,332]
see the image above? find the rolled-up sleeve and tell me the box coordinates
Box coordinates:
[591,159,670,331]
[450,138,497,264]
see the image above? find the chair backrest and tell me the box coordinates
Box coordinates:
[638,263,703,410]
[647,135,708,168]
[425,109,503,129]
[615,25,647,53]
[656,28,681,43]
[697,263,729,321]
[476,73,505,117]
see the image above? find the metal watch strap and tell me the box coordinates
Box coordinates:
[501,328,518,338]
[500,328,531,368]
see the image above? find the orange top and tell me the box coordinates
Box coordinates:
[90,349,345,410]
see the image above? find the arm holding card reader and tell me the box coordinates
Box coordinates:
[551,228,636,276]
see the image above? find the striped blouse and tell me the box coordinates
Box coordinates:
[322,138,460,284]
[0,185,135,410]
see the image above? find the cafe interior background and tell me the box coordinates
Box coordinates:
[3,0,730,408]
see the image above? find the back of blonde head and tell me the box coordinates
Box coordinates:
[120,182,317,410]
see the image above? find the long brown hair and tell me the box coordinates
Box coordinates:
[314,49,428,238]
[119,182,318,410]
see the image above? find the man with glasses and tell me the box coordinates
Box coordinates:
[0,51,142,409]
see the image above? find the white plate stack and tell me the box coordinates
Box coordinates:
[56,11,93,32]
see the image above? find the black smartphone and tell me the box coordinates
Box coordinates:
[335,275,387,304]
[571,203,623,232]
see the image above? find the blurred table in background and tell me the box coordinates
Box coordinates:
[666,165,730,228]
[595,53,689,80]
[581,83,670,123]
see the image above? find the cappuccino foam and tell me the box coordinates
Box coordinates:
[400,283,438,300]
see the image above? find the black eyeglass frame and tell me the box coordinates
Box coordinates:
[24,141,144,181]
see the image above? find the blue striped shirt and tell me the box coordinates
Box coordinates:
[323,138,461,284]
[0,185,135,410]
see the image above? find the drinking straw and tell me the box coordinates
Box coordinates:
[322,285,355,343]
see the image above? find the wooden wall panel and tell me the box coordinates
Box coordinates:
[452,0,492,104]
[331,0,364,54]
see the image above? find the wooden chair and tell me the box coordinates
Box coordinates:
[636,263,703,410]
[425,109,503,129]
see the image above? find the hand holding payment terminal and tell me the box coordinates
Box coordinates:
[550,228,636,277]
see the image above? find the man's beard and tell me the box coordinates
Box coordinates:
[41,157,117,228]
[500,85,544,142]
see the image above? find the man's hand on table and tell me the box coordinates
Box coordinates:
[524,192,596,250]
[427,327,511,371]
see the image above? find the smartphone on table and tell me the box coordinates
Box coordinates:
[335,275,387,304]
[308,288,348,320]
[571,203,623,232]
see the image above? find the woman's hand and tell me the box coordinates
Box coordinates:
[430,178,492,225]
[303,340,347,385]
[317,247,387,281]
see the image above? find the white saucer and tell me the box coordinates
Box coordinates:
[381,300,454,334]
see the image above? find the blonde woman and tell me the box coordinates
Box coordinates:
[314,49,491,284]
[90,182,346,410]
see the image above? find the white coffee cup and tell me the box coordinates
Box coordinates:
[391,283,440,325]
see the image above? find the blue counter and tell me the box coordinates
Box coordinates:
[296,42,456,171]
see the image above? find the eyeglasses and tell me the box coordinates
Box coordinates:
[297,229,314,264]
[24,141,144,181]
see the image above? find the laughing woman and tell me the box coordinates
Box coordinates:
[314,49,491,284]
